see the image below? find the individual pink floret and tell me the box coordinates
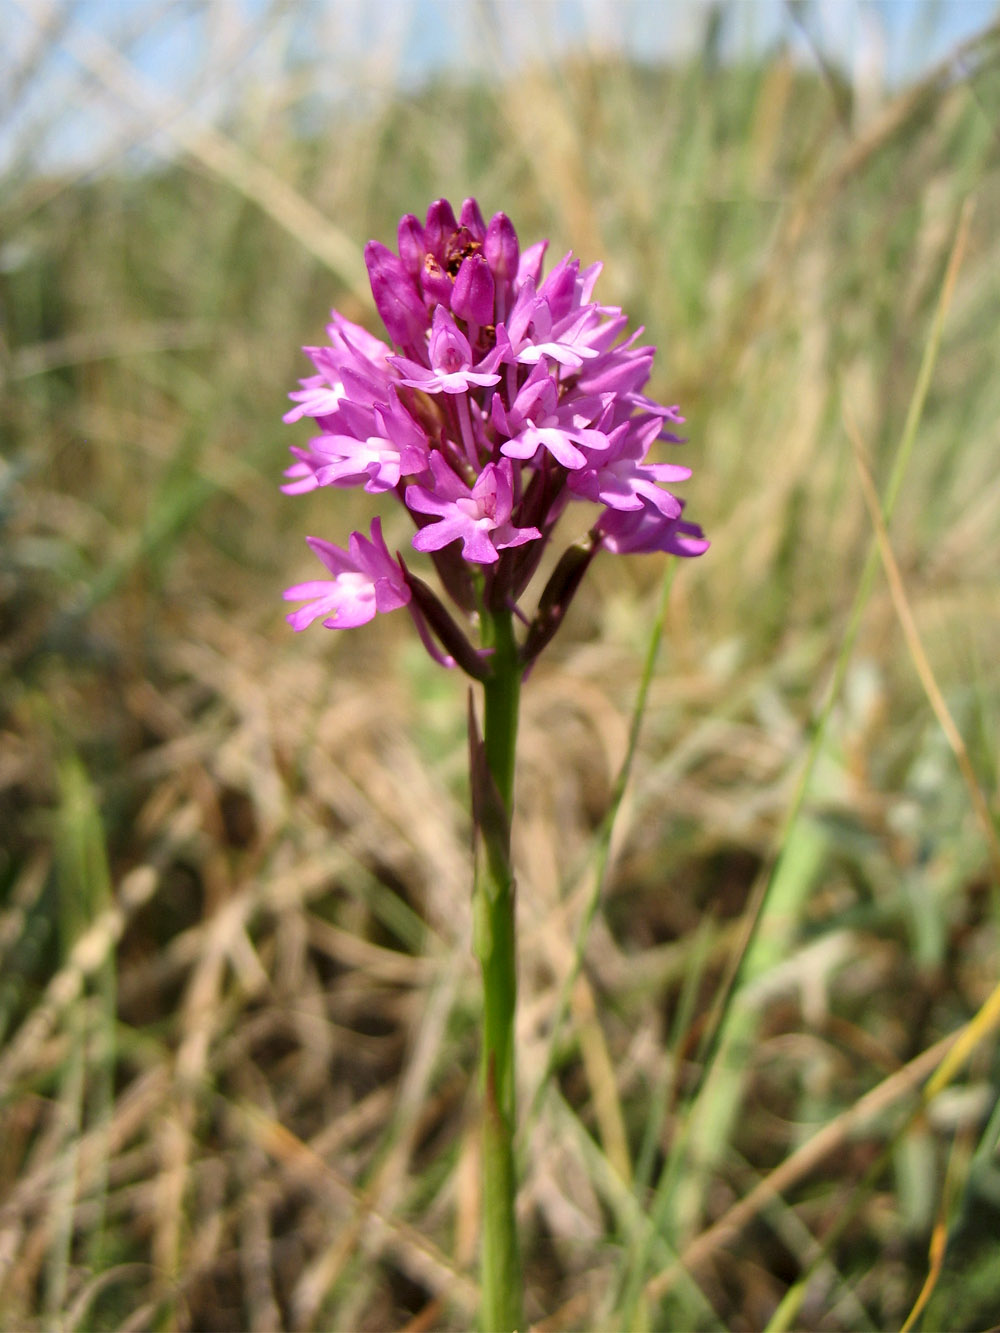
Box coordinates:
[391,307,500,396]
[309,395,429,494]
[406,455,540,565]
[284,517,410,630]
[597,502,710,556]
[494,365,608,470]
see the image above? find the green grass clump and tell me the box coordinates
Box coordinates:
[2,5,1000,1328]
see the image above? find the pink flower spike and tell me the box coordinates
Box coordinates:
[282,197,708,667]
[452,253,495,330]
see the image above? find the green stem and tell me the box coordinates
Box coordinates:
[474,606,523,1332]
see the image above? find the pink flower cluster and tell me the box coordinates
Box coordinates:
[283,198,707,673]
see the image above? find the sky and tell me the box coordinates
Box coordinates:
[3,0,999,176]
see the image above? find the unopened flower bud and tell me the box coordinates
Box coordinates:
[538,256,578,321]
[485,212,519,284]
[397,214,425,277]
[521,534,598,666]
[452,253,495,329]
[459,197,487,243]
[364,241,426,348]
[403,568,491,681]
[424,198,459,261]
[421,254,454,308]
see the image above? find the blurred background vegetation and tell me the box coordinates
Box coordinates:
[2,2,1000,1329]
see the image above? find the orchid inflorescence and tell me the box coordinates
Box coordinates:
[282,198,707,1330]
[283,197,708,676]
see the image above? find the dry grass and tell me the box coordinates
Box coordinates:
[3,3,1000,1329]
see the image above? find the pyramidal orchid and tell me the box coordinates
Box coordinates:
[281,198,707,1331]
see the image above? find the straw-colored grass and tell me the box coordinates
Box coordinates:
[3,4,1000,1328]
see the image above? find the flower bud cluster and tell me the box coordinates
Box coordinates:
[283,198,708,673]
